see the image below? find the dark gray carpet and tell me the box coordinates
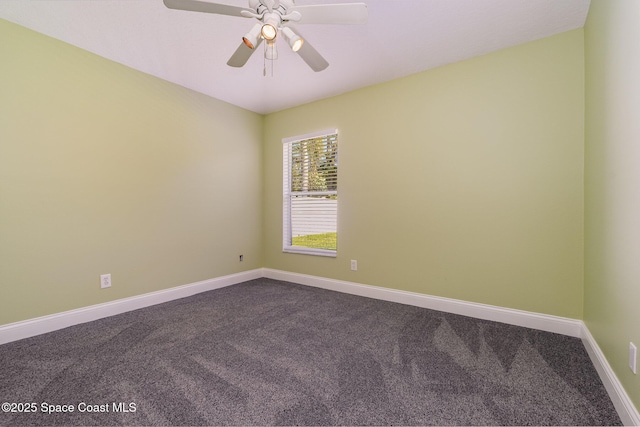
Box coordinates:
[0,278,621,426]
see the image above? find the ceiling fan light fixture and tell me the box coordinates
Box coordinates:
[265,40,278,60]
[281,27,304,52]
[261,13,280,41]
[242,23,263,49]
[261,23,277,40]
[242,36,255,49]
[292,38,304,52]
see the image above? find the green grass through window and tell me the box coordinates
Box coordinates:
[292,232,337,251]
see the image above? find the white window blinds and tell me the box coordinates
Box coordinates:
[283,129,338,256]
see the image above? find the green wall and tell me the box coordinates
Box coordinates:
[1,19,588,325]
[263,30,585,319]
[584,0,640,410]
[0,19,263,325]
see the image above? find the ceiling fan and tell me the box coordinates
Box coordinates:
[163,0,368,72]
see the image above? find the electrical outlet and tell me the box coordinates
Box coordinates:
[350,260,357,271]
[100,274,111,289]
[630,342,637,374]
[239,254,244,262]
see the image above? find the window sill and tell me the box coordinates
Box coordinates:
[283,246,337,258]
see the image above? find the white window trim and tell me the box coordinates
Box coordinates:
[283,128,338,257]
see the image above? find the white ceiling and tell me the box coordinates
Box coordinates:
[0,0,590,114]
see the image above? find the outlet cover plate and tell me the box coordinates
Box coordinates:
[630,342,637,374]
[100,274,111,289]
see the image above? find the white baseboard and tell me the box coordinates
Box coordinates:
[0,268,581,344]
[263,268,583,337]
[581,325,640,426]
[0,269,262,345]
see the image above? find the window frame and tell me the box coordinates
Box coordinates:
[282,128,338,257]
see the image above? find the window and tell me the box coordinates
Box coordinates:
[283,129,338,257]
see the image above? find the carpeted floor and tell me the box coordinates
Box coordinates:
[0,278,621,426]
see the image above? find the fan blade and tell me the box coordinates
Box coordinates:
[163,0,248,17]
[290,3,368,25]
[296,37,329,72]
[227,39,263,67]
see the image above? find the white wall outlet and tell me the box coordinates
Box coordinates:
[239,254,244,262]
[630,342,637,374]
[100,274,111,289]
[350,260,357,271]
